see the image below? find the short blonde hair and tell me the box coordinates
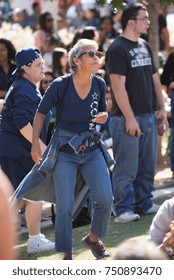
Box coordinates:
[68,39,98,72]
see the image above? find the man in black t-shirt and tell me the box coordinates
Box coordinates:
[106,3,168,223]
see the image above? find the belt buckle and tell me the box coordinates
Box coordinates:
[78,145,86,154]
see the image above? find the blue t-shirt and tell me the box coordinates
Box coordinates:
[38,74,106,133]
[0,77,50,158]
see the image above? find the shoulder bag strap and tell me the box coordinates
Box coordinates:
[95,74,103,95]
[54,74,71,127]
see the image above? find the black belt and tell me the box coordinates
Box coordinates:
[60,143,98,154]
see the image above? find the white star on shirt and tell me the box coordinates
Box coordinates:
[92,92,98,100]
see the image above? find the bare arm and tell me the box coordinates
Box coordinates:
[109,73,142,137]
[92,112,108,124]
[20,121,46,151]
[20,123,34,144]
[31,112,46,165]
[20,116,46,165]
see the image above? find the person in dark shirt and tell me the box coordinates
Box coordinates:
[84,8,100,29]
[15,39,114,260]
[33,39,114,260]
[0,47,54,253]
[98,15,120,53]
[33,12,55,56]
[106,2,168,223]
[0,38,16,99]
[161,51,174,177]
[28,2,41,31]
[52,47,68,78]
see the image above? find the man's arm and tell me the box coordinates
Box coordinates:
[109,73,142,137]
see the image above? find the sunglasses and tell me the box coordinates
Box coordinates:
[79,51,102,58]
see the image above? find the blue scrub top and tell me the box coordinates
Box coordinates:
[38,74,106,133]
[0,76,50,158]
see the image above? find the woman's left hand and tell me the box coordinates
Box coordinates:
[92,112,108,124]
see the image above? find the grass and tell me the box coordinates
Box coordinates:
[16,197,167,260]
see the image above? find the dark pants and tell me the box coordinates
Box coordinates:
[0,157,34,190]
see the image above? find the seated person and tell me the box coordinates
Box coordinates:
[147,197,174,259]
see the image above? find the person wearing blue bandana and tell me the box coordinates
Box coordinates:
[106,3,168,223]
[0,47,54,254]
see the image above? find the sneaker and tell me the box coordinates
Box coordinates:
[115,212,140,223]
[143,204,160,215]
[82,235,111,259]
[27,234,55,253]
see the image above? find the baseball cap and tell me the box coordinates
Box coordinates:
[12,47,41,75]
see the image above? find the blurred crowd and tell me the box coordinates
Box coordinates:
[0,1,125,112]
[0,0,172,145]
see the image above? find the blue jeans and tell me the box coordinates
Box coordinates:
[109,114,157,216]
[52,148,113,253]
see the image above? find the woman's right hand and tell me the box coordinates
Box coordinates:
[31,141,46,165]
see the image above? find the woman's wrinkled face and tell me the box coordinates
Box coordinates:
[77,45,102,73]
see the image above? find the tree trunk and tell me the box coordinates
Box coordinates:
[147,1,163,163]
[147,0,159,68]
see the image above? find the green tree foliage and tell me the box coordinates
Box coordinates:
[160,0,174,4]
[96,0,174,9]
[2,0,174,8]
[96,0,126,9]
